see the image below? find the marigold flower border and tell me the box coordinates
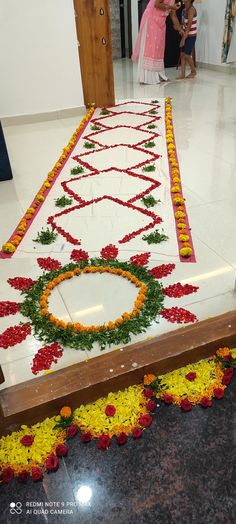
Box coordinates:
[0,107,95,258]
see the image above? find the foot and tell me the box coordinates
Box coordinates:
[186,71,196,79]
[176,76,185,80]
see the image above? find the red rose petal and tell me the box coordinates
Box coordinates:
[37,257,62,271]
[130,252,150,266]
[70,249,89,262]
[149,264,176,279]
[7,277,36,291]
[0,301,20,318]
[100,244,118,260]
[31,343,63,375]
[0,323,31,349]
[164,283,199,298]
[160,307,197,324]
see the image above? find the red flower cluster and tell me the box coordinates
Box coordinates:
[214,388,224,399]
[130,252,150,266]
[160,307,197,324]
[0,301,20,318]
[147,400,155,412]
[116,432,127,446]
[143,388,153,398]
[45,454,59,472]
[31,467,44,482]
[7,277,36,291]
[200,397,212,408]
[149,264,175,279]
[70,249,89,262]
[222,367,234,386]
[180,399,192,412]
[98,434,111,450]
[139,413,153,427]
[100,244,118,260]
[164,283,199,298]
[105,404,116,417]
[132,427,143,439]
[37,257,62,271]
[1,467,15,483]
[20,434,34,446]
[185,372,197,382]
[163,394,173,405]
[0,323,31,349]
[67,423,78,438]
[18,470,29,483]
[31,343,63,375]
[81,431,92,443]
[56,444,68,457]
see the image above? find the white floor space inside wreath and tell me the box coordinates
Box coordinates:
[0,61,236,389]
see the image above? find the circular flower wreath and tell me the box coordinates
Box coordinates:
[20,258,164,351]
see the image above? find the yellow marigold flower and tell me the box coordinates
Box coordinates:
[175,211,186,219]
[171,185,180,193]
[179,234,189,242]
[180,247,192,257]
[2,243,16,253]
[36,194,44,202]
[216,347,231,358]
[177,223,187,230]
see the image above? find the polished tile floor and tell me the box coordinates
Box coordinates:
[0,61,236,389]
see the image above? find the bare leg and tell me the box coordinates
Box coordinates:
[177,52,186,79]
[185,55,196,78]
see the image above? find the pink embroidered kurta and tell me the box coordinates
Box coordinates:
[132,0,174,72]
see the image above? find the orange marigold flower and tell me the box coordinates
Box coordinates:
[216,347,231,358]
[144,374,156,386]
[60,406,72,419]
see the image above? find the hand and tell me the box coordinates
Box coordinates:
[172,2,182,10]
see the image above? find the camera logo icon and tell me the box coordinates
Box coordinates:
[10,502,23,515]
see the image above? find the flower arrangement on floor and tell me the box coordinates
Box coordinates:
[0,107,94,257]
[0,348,235,484]
[165,98,195,261]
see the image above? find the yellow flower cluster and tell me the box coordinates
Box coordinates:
[73,385,147,438]
[165,98,192,259]
[40,266,147,333]
[1,107,94,255]
[0,417,65,473]
[156,359,225,405]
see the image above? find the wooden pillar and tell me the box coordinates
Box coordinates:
[74,0,115,108]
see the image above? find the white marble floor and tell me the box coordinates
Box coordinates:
[0,60,236,388]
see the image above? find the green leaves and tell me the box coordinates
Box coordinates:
[142,195,160,208]
[83,141,95,149]
[142,164,156,172]
[33,228,57,245]
[144,141,155,149]
[142,230,169,244]
[55,196,73,208]
[91,124,101,131]
[70,166,84,175]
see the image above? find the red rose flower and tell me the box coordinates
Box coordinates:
[200,397,212,408]
[70,249,89,262]
[185,372,197,382]
[7,277,36,291]
[100,244,118,260]
[56,444,68,457]
[45,454,59,472]
[222,367,234,386]
[31,467,44,482]
[67,423,78,437]
[144,389,153,398]
[223,354,233,362]
[18,470,29,483]
[105,404,116,417]
[139,413,153,427]
[163,394,173,405]
[37,257,62,271]
[20,434,34,446]
[180,399,192,412]
[81,432,92,443]
[132,427,143,439]
[116,432,127,446]
[130,253,150,266]
[1,466,14,483]
[147,400,156,412]
[214,388,224,399]
[98,434,111,450]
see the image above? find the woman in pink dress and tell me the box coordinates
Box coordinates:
[132,0,182,84]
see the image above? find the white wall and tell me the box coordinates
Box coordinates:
[0,0,84,117]
[131,0,139,52]
[196,0,227,65]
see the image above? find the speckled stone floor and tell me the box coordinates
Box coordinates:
[1,375,235,524]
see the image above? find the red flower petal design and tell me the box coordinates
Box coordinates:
[37,257,62,271]
[70,249,89,262]
[7,277,36,291]
[0,323,31,349]
[160,307,197,324]
[31,343,63,375]
[100,244,118,260]
[130,252,150,266]
[0,301,20,317]
[149,264,175,279]
[164,283,199,298]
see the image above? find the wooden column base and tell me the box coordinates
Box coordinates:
[0,311,236,435]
